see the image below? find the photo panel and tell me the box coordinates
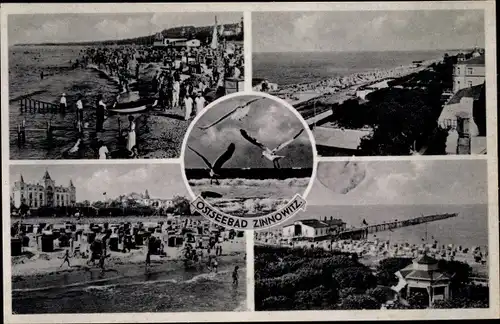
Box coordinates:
[7,11,244,160]
[255,159,490,311]
[9,163,247,313]
[252,10,487,157]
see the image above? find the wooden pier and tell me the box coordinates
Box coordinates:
[333,213,458,241]
[15,95,148,149]
[19,98,62,114]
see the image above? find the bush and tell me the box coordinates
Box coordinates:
[376,257,413,286]
[332,266,377,292]
[339,294,380,310]
[259,295,292,311]
[367,287,394,305]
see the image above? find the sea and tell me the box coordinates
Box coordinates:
[12,258,246,313]
[8,45,123,159]
[284,204,489,249]
[253,50,451,86]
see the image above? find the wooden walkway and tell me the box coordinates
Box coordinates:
[333,213,458,240]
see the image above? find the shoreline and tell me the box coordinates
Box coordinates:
[269,59,441,109]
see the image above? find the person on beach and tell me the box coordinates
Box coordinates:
[194,92,206,115]
[212,257,218,273]
[128,145,139,159]
[146,251,151,270]
[183,94,194,120]
[127,115,136,151]
[232,266,239,286]
[98,140,109,159]
[99,254,106,272]
[59,249,71,268]
[76,95,84,125]
[172,79,180,109]
[60,93,67,113]
[96,95,107,132]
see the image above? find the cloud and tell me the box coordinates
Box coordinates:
[94,17,150,38]
[23,19,71,43]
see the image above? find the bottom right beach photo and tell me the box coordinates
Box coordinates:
[254,159,489,310]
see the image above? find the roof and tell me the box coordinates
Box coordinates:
[299,219,330,229]
[313,126,371,150]
[447,83,484,105]
[461,55,485,66]
[324,219,346,226]
[43,170,51,180]
[416,254,438,265]
[404,270,450,281]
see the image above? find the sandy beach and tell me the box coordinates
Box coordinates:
[11,216,247,313]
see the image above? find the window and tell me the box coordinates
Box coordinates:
[467,67,473,75]
[468,81,473,87]
[456,67,460,74]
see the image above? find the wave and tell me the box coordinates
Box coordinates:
[188,177,310,188]
[210,197,289,215]
[13,270,233,294]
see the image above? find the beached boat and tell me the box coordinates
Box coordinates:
[107,91,153,114]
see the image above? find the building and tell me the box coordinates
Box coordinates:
[282,217,347,241]
[395,254,452,307]
[12,170,76,208]
[452,54,485,93]
[120,190,174,209]
[438,83,486,154]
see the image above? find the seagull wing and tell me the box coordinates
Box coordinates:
[272,128,305,153]
[213,143,236,171]
[198,98,263,130]
[198,107,239,130]
[187,146,213,169]
[240,129,268,151]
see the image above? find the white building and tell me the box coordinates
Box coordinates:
[12,171,76,208]
[282,218,346,241]
[452,54,485,93]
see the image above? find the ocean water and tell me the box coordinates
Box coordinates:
[284,204,488,249]
[253,50,448,85]
[8,45,122,159]
[12,260,246,313]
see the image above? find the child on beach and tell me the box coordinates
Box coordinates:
[127,115,136,151]
[59,249,71,268]
[145,251,151,270]
[232,266,239,286]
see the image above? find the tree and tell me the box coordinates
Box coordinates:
[367,287,393,305]
[376,257,413,286]
[339,294,380,310]
[172,195,191,215]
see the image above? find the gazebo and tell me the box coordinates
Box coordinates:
[398,254,452,307]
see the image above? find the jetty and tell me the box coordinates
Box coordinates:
[333,213,458,240]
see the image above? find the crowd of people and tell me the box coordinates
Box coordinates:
[62,39,243,159]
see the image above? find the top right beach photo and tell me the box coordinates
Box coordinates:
[252,10,487,156]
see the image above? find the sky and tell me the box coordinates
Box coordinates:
[9,164,189,202]
[253,10,485,52]
[307,159,488,206]
[8,12,242,45]
[184,95,314,169]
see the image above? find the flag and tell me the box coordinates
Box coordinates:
[362,219,368,226]
[210,17,218,50]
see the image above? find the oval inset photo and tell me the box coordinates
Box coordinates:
[181,92,316,229]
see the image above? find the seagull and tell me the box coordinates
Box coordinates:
[187,143,235,185]
[198,98,263,130]
[240,128,305,169]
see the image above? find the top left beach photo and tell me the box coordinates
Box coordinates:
[6,11,245,160]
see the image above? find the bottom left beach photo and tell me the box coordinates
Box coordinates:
[7,163,247,314]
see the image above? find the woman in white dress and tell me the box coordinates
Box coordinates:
[127,115,136,151]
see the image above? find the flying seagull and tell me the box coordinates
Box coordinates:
[198,98,264,130]
[240,128,305,169]
[187,143,235,185]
